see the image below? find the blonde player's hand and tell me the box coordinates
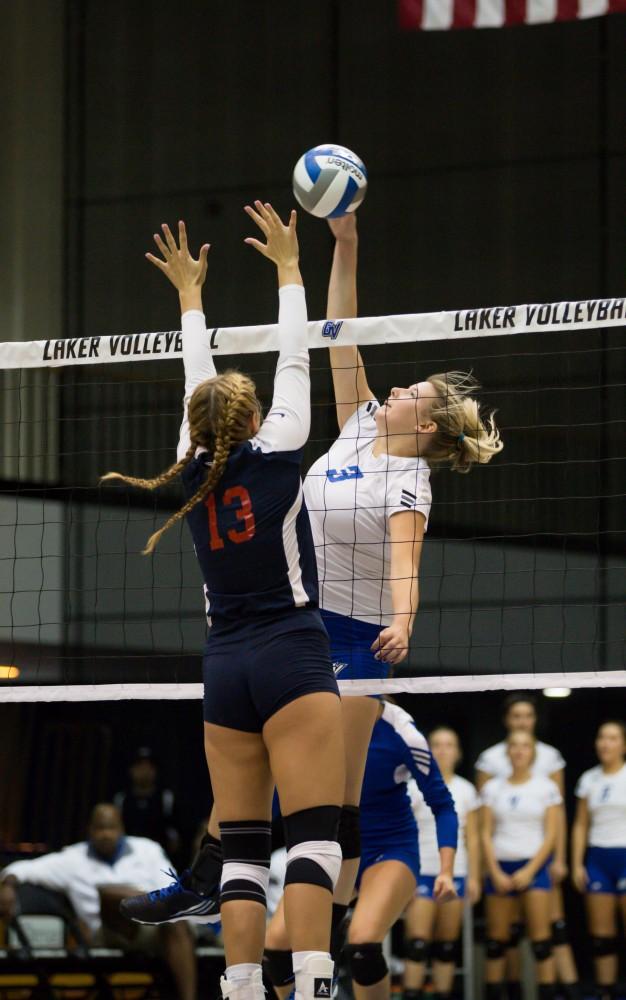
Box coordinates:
[433,872,457,903]
[244,202,299,267]
[146,221,210,295]
[372,622,410,664]
[328,213,358,242]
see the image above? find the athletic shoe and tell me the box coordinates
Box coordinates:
[120,868,220,925]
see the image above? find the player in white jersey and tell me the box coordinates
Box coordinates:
[304,212,502,929]
[403,728,480,1000]
[475,693,579,999]
[481,730,562,1000]
[571,720,626,1000]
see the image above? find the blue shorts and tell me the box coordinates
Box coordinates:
[321,609,389,683]
[417,874,466,899]
[484,859,551,896]
[585,846,626,895]
[203,608,339,732]
[356,838,420,889]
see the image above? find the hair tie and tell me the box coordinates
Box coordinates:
[457,432,465,447]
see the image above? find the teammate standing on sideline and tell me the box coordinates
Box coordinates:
[475,694,579,999]
[481,731,562,1000]
[303,211,502,934]
[404,727,481,1000]
[105,207,344,1000]
[571,720,626,1000]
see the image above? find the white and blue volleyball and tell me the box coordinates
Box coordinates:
[292,144,367,218]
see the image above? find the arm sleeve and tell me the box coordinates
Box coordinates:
[3,851,73,893]
[177,310,218,461]
[403,737,458,850]
[251,284,310,456]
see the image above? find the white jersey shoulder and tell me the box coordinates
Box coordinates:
[475,739,565,778]
[382,702,429,753]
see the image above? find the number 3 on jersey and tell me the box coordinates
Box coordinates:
[206,486,256,551]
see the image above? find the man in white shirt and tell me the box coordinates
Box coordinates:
[0,804,196,1000]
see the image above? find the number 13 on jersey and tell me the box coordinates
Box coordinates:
[205,487,256,551]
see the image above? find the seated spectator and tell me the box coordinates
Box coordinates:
[114,746,181,864]
[0,803,196,1000]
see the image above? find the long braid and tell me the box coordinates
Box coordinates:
[135,371,259,554]
[100,443,196,492]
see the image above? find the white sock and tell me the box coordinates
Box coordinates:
[226,963,261,984]
[292,952,331,975]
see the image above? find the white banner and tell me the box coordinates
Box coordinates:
[0,671,624,702]
[1,298,625,370]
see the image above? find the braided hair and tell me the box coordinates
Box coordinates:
[101,370,261,553]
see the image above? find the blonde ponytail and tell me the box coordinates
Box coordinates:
[425,371,503,473]
[100,370,260,553]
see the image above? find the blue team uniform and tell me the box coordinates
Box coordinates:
[177,291,338,733]
[357,703,458,886]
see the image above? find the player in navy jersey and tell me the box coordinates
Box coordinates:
[303,211,502,929]
[571,721,626,1000]
[264,702,458,1000]
[104,206,344,1000]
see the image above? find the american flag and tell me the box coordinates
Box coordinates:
[398,0,626,29]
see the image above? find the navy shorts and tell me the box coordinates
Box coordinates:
[203,608,339,732]
[585,846,626,894]
[357,840,420,889]
[484,859,551,895]
[321,609,389,684]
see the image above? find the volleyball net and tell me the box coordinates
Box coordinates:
[0,297,624,702]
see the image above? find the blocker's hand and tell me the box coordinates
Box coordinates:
[244,201,299,268]
[328,213,358,242]
[434,873,457,903]
[146,221,210,293]
[372,622,410,665]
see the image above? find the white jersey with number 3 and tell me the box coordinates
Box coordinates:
[303,401,432,626]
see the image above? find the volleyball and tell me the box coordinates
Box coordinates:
[292,144,368,218]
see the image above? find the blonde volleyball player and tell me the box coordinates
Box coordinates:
[571,720,626,1000]
[106,207,344,1000]
[481,731,562,1000]
[302,211,502,926]
[404,727,481,1000]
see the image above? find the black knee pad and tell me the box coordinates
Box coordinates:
[190,832,223,893]
[486,938,506,960]
[551,918,569,947]
[338,805,361,861]
[330,902,350,961]
[531,938,553,963]
[283,805,341,893]
[591,935,618,958]
[219,819,271,905]
[404,937,430,963]
[431,939,460,964]
[507,922,524,948]
[263,948,294,988]
[485,985,504,1000]
[537,986,556,1000]
[506,983,522,1000]
[345,942,388,986]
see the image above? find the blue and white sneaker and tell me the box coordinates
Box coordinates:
[120,869,220,925]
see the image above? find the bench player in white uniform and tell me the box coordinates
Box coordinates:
[481,731,562,1000]
[571,720,626,1000]
[404,727,480,1000]
[304,211,502,934]
[475,693,579,999]
[108,208,344,1000]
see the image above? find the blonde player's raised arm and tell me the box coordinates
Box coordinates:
[326,213,375,431]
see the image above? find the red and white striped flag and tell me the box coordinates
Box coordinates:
[398,0,626,29]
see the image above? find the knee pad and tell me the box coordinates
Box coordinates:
[219,819,271,906]
[508,922,524,948]
[486,938,506,960]
[338,805,361,861]
[263,948,294,988]
[432,939,460,964]
[330,902,350,960]
[345,942,388,986]
[591,935,618,958]
[531,938,553,963]
[551,918,569,947]
[404,937,430,963]
[283,805,341,893]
